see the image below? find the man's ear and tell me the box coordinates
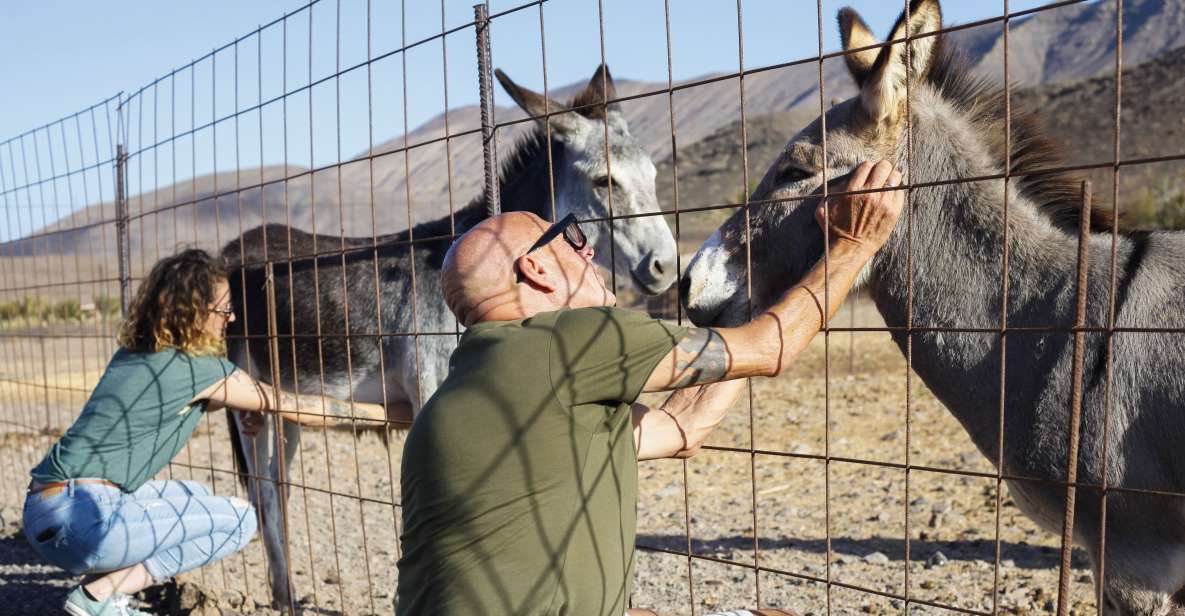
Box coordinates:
[515,253,557,293]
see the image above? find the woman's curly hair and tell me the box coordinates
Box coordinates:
[117,248,230,356]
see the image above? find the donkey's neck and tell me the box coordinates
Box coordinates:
[871,179,1082,329]
[388,130,563,246]
[495,132,564,223]
[459,130,563,233]
[867,107,1099,458]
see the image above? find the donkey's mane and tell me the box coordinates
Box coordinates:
[428,81,609,228]
[925,45,1114,232]
[495,126,550,200]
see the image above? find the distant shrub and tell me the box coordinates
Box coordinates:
[50,299,83,323]
[1125,180,1185,230]
[0,302,18,321]
[16,297,44,320]
[93,295,122,320]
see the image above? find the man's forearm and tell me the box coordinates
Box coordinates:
[644,241,872,391]
[645,160,902,392]
[729,240,872,377]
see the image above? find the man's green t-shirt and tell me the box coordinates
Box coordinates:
[30,347,237,492]
[397,307,687,616]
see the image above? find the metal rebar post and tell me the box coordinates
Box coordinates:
[474,3,499,216]
[114,142,130,313]
[1056,180,1092,616]
[263,260,296,607]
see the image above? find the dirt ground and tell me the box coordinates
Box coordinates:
[0,300,1097,615]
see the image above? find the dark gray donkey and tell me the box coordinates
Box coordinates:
[681,2,1185,614]
[221,65,678,609]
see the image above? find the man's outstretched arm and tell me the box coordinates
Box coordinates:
[644,160,904,392]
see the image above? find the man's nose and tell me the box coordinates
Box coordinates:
[579,244,595,262]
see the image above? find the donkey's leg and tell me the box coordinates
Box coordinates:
[1090,534,1184,616]
[409,333,454,415]
[234,410,296,611]
[266,414,303,610]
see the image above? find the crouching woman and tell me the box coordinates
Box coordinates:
[21,248,385,616]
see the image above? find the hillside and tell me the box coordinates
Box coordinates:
[1013,44,1185,227]
[658,34,1185,245]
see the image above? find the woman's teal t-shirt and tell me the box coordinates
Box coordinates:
[30,347,237,492]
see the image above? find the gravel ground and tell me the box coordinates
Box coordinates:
[0,302,1097,615]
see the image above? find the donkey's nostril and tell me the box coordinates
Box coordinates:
[652,259,665,275]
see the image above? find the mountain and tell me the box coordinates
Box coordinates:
[966,0,1185,87]
[656,40,1185,248]
[7,0,1184,261]
[1012,43,1185,228]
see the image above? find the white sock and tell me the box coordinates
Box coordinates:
[707,611,756,616]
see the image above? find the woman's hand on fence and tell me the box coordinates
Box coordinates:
[815,160,904,257]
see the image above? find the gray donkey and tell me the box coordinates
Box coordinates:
[221,64,678,609]
[681,2,1185,614]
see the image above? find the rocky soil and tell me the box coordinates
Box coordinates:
[0,302,1100,615]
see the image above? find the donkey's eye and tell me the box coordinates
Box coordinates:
[777,166,813,184]
[592,175,619,190]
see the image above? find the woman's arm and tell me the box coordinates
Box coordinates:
[633,378,747,460]
[195,369,387,428]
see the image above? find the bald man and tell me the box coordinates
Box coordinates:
[395,161,905,616]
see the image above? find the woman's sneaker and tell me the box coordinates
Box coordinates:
[63,586,152,616]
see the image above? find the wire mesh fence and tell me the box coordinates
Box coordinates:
[3,0,1184,614]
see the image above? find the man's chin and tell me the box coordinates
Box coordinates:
[571,288,616,309]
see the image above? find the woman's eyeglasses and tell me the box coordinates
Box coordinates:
[210,305,235,318]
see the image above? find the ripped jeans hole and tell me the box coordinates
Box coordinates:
[35,526,59,543]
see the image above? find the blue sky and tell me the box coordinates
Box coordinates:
[0,0,1056,239]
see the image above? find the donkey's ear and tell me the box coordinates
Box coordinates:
[583,64,618,110]
[568,64,619,122]
[858,0,942,124]
[885,0,943,81]
[495,68,584,135]
[838,8,879,87]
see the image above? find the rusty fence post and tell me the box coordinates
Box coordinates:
[262,260,296,608]
[474,3,499,216]
[1056,180,1092,616]
[114,141,130,314]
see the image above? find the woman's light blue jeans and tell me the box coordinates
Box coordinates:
[22,479,257,581]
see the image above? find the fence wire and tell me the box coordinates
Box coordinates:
[1,0,1181,614]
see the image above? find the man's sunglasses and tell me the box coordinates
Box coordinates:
[515,213,590,282]
[524,212,589,255]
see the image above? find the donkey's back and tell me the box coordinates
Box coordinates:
[222,223,456,411]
